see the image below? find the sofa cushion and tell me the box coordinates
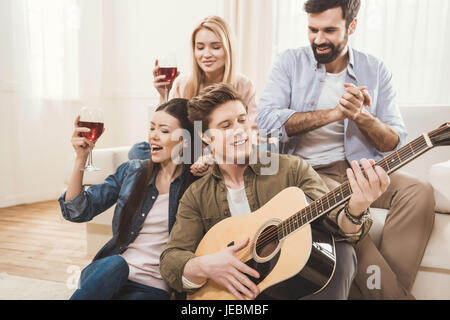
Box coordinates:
[63,150,116,186]
[428,161,450,213]
[367,208,388,248]
[64,146,132,186]
[420,213,450,270]
[113,146,132,168]
[411,270,450,300]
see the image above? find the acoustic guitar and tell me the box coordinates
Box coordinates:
[187,123,450,300]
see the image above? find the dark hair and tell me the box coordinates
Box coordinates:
[304,0,361,27]
[187,83,247,133]
[117,98,198,246]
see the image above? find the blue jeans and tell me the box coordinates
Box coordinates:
[128,141,151,160]
[70,255,170,300]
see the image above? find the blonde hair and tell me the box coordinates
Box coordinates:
[184,16,237,99]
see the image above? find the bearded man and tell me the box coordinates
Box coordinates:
[257,0,435,299]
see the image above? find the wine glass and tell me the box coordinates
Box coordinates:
[158,54,178,103]
[79,107,104,172]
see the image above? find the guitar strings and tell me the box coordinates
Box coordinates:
[254,136,429,251]
[254,128,449,250]
[254,128,449,251]
[252,136,431,252]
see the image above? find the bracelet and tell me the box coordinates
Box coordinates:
[344,203,370,225]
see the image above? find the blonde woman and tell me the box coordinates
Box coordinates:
[129,16,258,163]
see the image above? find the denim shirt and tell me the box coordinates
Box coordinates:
[257,46,408,163]
[58,159,189,261]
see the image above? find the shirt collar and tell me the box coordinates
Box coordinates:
[147,162,189,187]
[210,148,272,180]
[347,46,357,80]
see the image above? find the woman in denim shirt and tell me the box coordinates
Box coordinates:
[59,98,198,300]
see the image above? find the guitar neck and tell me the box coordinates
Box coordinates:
[278,134,434,239]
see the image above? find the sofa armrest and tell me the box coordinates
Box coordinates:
[428,160,450,213]
[63,146,131,186]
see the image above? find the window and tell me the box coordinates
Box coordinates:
[27,0,80,100]
[273,0,450,106]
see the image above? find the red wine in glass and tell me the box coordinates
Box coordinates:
[158,67,178,83]
[78,121,104,142]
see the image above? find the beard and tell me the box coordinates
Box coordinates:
[311,33,348,64]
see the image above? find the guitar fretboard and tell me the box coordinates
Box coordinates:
[278,134,432,239]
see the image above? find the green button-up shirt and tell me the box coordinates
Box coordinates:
[160,152,372,293]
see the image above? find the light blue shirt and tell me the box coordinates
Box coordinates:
[257,46,407,163]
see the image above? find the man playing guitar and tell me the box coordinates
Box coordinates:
[159,83,390,300]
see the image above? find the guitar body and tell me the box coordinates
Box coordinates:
[262,227,335,300]
[187,187,336,300]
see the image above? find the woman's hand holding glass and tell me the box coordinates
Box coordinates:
[73,107,105,171]
[153,56,180,103]
[71,115,95,160]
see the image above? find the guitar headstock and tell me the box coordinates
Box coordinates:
[429,122,450,146]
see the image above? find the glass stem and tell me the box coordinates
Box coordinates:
[88,149,93,167]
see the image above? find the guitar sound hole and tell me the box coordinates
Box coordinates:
[255,225,279,259]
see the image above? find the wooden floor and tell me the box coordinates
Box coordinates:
[0,201,95,283]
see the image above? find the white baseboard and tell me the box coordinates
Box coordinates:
[0,190,62,208]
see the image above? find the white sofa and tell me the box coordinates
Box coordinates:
[64,146,450,300]
[368,161,450,299]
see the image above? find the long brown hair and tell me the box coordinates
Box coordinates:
[117,99,197,246]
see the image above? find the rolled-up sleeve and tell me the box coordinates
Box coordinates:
[58,162,129,223]
[376,61,408,154]
[160,186,205,293]
[258,50,296,143]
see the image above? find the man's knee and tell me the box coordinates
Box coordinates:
[393,173,436,215]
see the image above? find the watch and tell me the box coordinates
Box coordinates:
[344,203,370,225]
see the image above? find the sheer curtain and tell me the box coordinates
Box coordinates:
[273,0,450,106]
[1,0,222,207]
[0,0,80,207]
[223,0,274,98]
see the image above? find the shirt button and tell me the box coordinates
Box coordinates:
[152,196,156,200]
[131,231,135,235]
[142,213,145,217]
[311,101,316,106]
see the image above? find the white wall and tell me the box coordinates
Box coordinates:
[0,0,223,208]
[78,0,224,147]
[1,0,449,208]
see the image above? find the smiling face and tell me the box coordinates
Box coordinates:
[307,7,356,64]
[194,28,227,77]
[148,111,182,164]
[203,100,252,165]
